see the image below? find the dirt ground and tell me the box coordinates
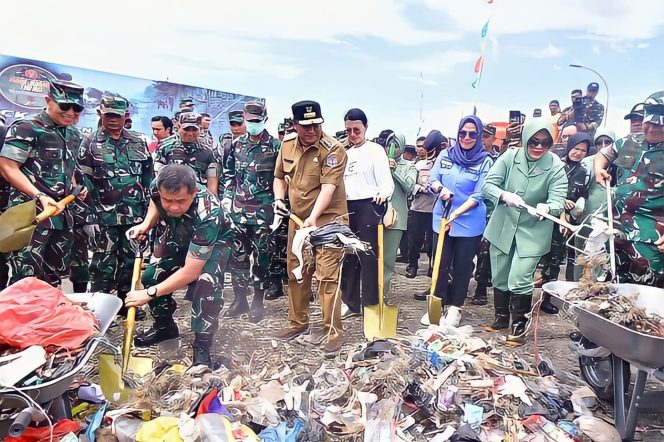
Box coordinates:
[84,256,664,441]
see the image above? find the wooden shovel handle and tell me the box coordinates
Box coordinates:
[34,194,76,223]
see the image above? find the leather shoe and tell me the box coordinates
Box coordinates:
[395,254,409,263]
[275,326,308,341]
[405,265,417,279]
[264,281,284,301]
[413,291,428,301]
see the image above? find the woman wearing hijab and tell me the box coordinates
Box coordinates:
[340,108,395,317]
[538,132,592,313]
[421,116,493,326]
[481,118,568,346]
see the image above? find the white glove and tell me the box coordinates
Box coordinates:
[83,224,100,237]
[220,198,232,213]
[501,191,525,208]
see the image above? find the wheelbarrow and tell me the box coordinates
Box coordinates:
[543,281,664,441]
[0,292,121,438]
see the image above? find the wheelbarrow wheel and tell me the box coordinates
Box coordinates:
[579,355,630,402]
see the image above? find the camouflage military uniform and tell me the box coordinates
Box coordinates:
[582,98,605,135]
[223,130,280,290]
[145,183,232,334]
[0,111,82,286]
[77,127,153,295]
[154,134,219,187]
[198,129,215,151]
[69,202,90,292]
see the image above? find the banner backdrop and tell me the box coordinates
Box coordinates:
[0,54,262,138]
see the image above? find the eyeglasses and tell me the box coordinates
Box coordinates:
[58,102,84,113]
[595,138,613,147]
[183,127,199,132]
[459,130,479,139]
[527,137,553,149]
[345,127,363,135]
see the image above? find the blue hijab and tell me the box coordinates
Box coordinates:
[449,115,489,168]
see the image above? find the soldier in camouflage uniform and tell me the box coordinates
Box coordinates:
[154,112,219,195]
[221,101,280,323]
[0,80,86,286]
[125,164,232,366]
[578,82,605,138]
[605,92,664,287]
[0,114,8,290]
[198,112,215,151]
[68,202,91,293]
[77,95,153,314]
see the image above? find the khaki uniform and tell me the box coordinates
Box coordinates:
[274,132,348,338]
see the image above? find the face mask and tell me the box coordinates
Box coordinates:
[246,121,265,136]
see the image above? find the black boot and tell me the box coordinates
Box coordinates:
[134,316,179,347]
[264,280,284,301]
[192,333,213,366]
[472,284,488,306]
[486,289,510,331]
[117,291,146,321]
[224,285,249,317]
[248,288,265,324]
[506,293,533,347]
[539,292,559,315]
[395,254,409,263]
[405,265,418,279]
[414,290,428,301]
[72,282,88,293]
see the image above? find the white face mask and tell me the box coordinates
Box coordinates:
[246,121,265,136]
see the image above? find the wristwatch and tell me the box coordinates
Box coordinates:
[33,192,46,201]
[146,286,158,298]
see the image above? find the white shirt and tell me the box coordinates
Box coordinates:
[343,140,395,201]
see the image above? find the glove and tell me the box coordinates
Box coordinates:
[501,191,525,208]
[83,224,100,237]
[220,198,232,213]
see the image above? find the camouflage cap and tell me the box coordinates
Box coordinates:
[179,112,202,129]
[643,91,664,126]
[49,79,84,106]
[244,101,267,121]
[179,97,194,111]
[278,123,285,133]
[228,110,244,123]
[283,117,294,131]
[99,94,129,115]
[624,103,645,120]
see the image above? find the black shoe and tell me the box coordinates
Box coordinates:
[134,318,179,347]
[264,281,284,301]
[224,286,249,317]
[118,306,147,321]
[471,285,488,306]
[248,289,265,324]
[395,254,409,263]
[414,291,428,301]
[486,288,510,331]
[506,293,533,347]
[192,333,213,366]
[405,265,417,279]
[539,293,559,315]
[72,282,88,293]
[427,268,432,278]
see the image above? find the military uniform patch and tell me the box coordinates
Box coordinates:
[327,153,340,167]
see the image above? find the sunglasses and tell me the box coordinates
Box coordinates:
[595,138,613,147]
[58,102,84,113]
[183,127,199,132]
[459,130,479,139]
[346,127,363,135]
[527,137,553,149]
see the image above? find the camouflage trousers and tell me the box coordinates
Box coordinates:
[69,226,90,290]
[9,228,73,286]
[268,221,288,284]
[615,239,664,288]
[228,224,274,290]
[538,228,567,283]
[144,243,230,335]
[88,225,134,294]
[474,237,492,287]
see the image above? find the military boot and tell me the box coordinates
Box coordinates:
[224,285,250,317]
[539,292,559,315]
[264,279,284,301]
[72,282,89,293]
[134,316,179,347]
[192,333,213,367]
[471,284,488,306]
[248,287,265,324]
[506,293,533,347]
[117,291,146,321]
[485,288,510,332]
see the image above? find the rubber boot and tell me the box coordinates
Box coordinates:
[192,333,213,367]
[506,293,533,347]
[72,282,89,293]
[134,316,179,347]
[248,288,265,324]
[486,288,510,332]
[224,285,249,317]
[471,284,488,306]
[539,292,559,315]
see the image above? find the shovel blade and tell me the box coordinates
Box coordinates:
[0,201,38,252]
[363,304,399,340]
[99,353,153,404]
[427,295,443,325]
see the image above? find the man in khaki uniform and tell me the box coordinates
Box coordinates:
[273,100,348,356]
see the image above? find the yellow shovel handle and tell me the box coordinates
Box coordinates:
[290,213,305,227]
[34,194,76,223]
[429,217,447,297]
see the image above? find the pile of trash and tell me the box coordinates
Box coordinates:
[21,322,626,441]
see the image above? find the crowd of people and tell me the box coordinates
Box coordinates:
[0,78,663,364]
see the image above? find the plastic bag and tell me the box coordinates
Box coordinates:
[0,277,98,350]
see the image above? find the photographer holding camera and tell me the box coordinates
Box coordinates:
[558,89,584,128]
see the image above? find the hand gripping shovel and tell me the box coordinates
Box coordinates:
[0,186,83,252]
[122,239,148,375]
[364,203,398,340]
[427,198,453,326]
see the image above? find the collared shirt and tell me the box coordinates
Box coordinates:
[343,140,394,201]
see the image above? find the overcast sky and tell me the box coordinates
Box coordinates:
[2,0,662,142]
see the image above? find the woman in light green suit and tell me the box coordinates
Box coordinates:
[481,118,568,346]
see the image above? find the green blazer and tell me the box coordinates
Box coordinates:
[482,147,568,257]
[388,158,417,231]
